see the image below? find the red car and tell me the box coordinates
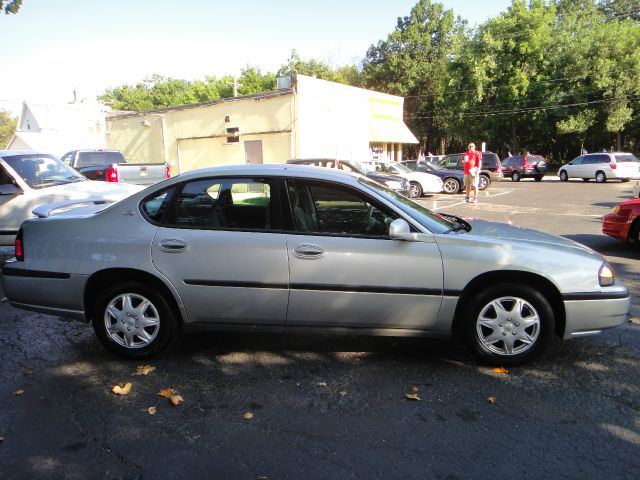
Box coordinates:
[602,198,640,245]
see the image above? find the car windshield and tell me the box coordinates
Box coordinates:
[3,154,87,189]
[388,162,412,173]
[613,154,639,163]
[358,177,455,234]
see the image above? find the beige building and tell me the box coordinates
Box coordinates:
[106,74,418,175]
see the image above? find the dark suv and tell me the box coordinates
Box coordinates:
[436,152,503,190]
[286,159,411,197]
[501,154,547,182]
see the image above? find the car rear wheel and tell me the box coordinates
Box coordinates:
[534,175,543,182]
[461,284,554,366]
[410,182,423,198]
[559,170,568,182]
[92,281,178,358]
[596,171,607,183]
[512,171,521,182]
[443,177,460,194]
[479,175,490,190]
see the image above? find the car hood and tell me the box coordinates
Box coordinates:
[366,171,406,184]
[405,171,443,184]
[41,180,145,199]
[465,218,597,255]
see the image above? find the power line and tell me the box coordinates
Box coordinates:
[406,94,640,120]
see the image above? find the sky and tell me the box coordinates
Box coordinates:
[0,0,512,114]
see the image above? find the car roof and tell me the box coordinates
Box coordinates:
[171,163,362,183]
[0,150,54,157]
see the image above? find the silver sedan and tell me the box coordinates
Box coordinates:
[1,164,630,365]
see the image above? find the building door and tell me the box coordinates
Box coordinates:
[245,140,263,164]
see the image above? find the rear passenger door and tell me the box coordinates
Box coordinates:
[150,176,289,326]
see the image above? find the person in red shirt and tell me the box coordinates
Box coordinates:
[463,143,482,203]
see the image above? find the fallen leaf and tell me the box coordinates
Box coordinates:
[169,395,183,407]
[135,365,156,376]
[405,393,421,401]
[112,383,132,395]
[339,390,348,397]
[318,382,327,387]
[244,412,254,420]
[158,388,176,398]
[23,370,34,377]
[147,406,157,415]
[492,367,509,374]
[410,385,419,392]
[486,395,497,404]
[12,389,24,396]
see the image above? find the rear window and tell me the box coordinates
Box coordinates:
[613,154,639,163]
[77,151,125,168]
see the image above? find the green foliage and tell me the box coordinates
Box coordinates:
[1,0,21,14]
[277,49,362,85]
[0,111,18,148]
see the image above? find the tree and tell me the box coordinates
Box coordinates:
[0,111,17,148]
[277,49,362,85]
[361,0,462,154]
[556,109,597,155]
[1,0,21,14]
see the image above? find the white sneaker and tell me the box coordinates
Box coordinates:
[473,198,478,204]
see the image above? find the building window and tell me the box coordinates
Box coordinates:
[226,126,240,144]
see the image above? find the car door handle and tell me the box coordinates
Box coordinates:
[293,244,324,259]
[158,239,188,253]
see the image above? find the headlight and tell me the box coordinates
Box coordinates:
[598,263,615,287]
[611,205,620,215]
[384,180,402,190]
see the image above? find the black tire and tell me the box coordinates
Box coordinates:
[92,281,178,358]
[559,170,568,182]
[410,182,423,198]
[629,220,640,247]
[534,175,543,182]
[620,178,630,183]
[582,178,589,182]
[479,175,491,190]
[512,171,521,182]
[460,284,555,366]
[596,171,607,183]
[443,177,461,194]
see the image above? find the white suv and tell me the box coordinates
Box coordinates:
[558,152,640,183]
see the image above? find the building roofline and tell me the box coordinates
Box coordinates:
[107,88,295,119]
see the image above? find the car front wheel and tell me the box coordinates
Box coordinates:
[410,182,423,197]
[461,284,554,366]
[534,175,543,182]
[559,170,568,182]
[478,175,490,190]
[443,177,460,194]
[512,171,521,182]
[92,281,178,358]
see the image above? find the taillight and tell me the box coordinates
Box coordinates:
[496,164,501,173]
[165,163,171,179]
[15,229,24,261]
[105,163,119,182]
[610,163,617,169]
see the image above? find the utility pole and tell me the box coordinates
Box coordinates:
[228,77,242,97]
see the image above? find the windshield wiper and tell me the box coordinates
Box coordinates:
[440,214,472,234]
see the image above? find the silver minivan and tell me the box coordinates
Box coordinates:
[559,152,640,183]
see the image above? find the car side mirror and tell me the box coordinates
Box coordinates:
[0,184,21,195]
[389,218,420,241]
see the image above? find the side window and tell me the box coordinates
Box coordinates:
[60,152,73,166]
[167,178,274,230]
[140,187,176,223]
[286,180,398,237]
[591,154,611,164]
[572,156,583,165]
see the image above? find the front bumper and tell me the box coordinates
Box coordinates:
[602,213,631,242]
[562,288,630,339]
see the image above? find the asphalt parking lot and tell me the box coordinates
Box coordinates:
[0,177,638,480]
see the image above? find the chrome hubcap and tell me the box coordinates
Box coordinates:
[104,293,160,349]
[444,179,458,193]
[476,296,540,356]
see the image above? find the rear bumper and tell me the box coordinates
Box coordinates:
[1,265,87,320]
[562,289,630,339]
